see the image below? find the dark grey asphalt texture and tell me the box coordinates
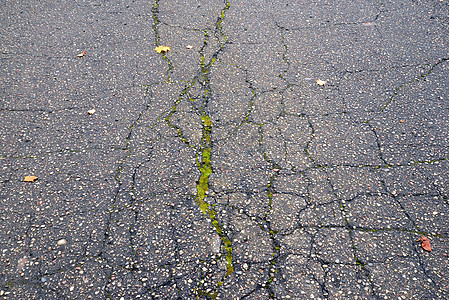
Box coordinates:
[1,0,449,299]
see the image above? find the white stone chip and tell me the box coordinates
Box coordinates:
[57,239,67,246]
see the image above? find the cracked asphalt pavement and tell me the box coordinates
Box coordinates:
[1,0,449,299]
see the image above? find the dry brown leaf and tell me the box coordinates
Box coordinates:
[76,51,86,57]
[24,176,38,182]
[422,239,432,252]
[417,235,432,252]
[155,46,171,54]
[316,79,327,86]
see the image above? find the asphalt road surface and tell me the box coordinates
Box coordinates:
[1,0,449,299]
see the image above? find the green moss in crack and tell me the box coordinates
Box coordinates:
[195,114,234,277]
[196,115,212,212]
[197,148,212,213]
[216,1,230,45]
[266,173,277,212]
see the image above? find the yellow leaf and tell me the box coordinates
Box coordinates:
[24,176,38,182]
[155,46,171,54]
[316,79,327,86]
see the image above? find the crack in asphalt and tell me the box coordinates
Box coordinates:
[1,0,449,299]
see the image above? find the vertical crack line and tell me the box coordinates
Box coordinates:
[264,172,281,298]
[304,115,317,166]
[192,2,234,297]
[214,0,230,47]
[100,86,153,258]
[276,126,289,169]
[276,21,294,118]
[219,64,261,142]
[151,0,161,46]
[147,0,233,296]
[408,231,440,294]
[256,120,282,298]
[194,65,234,282]
[366,121,389,167]
[152,0,174,82]
[164,79,200,150]
[373,168,421,232]
[324,169,378,298]
[99,85,157,298]
[233,64,257,125]
[128,166,140,262]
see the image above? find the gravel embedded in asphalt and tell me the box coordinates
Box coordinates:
[1,0,449,298]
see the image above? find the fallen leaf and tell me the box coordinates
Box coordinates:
[417,235,432,252]
[186,45,193,49]
[422,239,432,251]
[155,46,171,54]
[76,51,86,57]
[87,109,96,115]
[316,79,327,86]
[24,176,38,182]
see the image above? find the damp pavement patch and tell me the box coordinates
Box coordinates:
[1,0,449,298]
